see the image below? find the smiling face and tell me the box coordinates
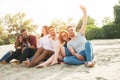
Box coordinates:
[48,26,56,36]
[67,26,75,38]
[20,29,28,38]
[17,34,23,43]
[58,30,69,44]
[19,35,23,42]
[21,31,28,38]
[61,32,68,41]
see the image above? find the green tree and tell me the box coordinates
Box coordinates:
[51,19,67,32]
[0,12,38,45]
[86,25,101,40]
[0,26,4,37]
[0,26,8,45]
[101,24,116,39]
[114,5,120,24]
[76,16,95,31]
[102,17,112,25]
[113,2,120,38]
[0,25,8,39]
[1,12,37,35]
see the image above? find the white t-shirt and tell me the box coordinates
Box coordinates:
[67,32,87,53]
[38,35,54,51]
[50,37,60,51]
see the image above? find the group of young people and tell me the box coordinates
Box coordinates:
[0,5,95,68]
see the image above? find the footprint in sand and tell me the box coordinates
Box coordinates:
[95,77,108,80]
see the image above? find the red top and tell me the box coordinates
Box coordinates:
[28,35,37,49]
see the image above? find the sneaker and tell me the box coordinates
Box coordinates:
[11,61,20,65]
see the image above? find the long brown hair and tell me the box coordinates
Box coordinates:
[58,30,69,44]
[41,25,49,37]
[16,34,23,43]
[15,34,23,49]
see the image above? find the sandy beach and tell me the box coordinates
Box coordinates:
[0,39,120,80]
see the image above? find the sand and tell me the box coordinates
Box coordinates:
[0,39,120,80]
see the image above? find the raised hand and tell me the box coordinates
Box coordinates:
[80,5,87,14]
[79,5,87,36]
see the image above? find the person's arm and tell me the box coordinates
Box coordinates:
[14,42,22,49]
[14,42,18,49]
[67,42,76,56]
[68,47,84,60]
[79,5,87,36]
[67,42,84,60]
[68,47,76,56]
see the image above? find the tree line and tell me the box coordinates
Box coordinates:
[52,2,120,40]
[0,12,37,45]
[0,2,120,45]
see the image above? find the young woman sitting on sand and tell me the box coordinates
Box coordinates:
[24,26,60,67]
[0,34,30,64]
[37,30,70,68]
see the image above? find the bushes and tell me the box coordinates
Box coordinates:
[0,34,16,45]
[0,39,4,45]
[101,24,115,39]
[86,22,120,40]
[86,25,102,40]
[9,38,15,44]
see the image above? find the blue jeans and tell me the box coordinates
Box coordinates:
[0,52,11,62]
[64,41,94,65]
[19,47,36,63]
[65,47,72,56]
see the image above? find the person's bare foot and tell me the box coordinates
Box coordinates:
[37,63,47,68]
[86,61,95,67]
[50,60,58,66]
[22,58,32,67]
[23,61,27,66]
[26,59,33,67]
[59,62,65,64]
